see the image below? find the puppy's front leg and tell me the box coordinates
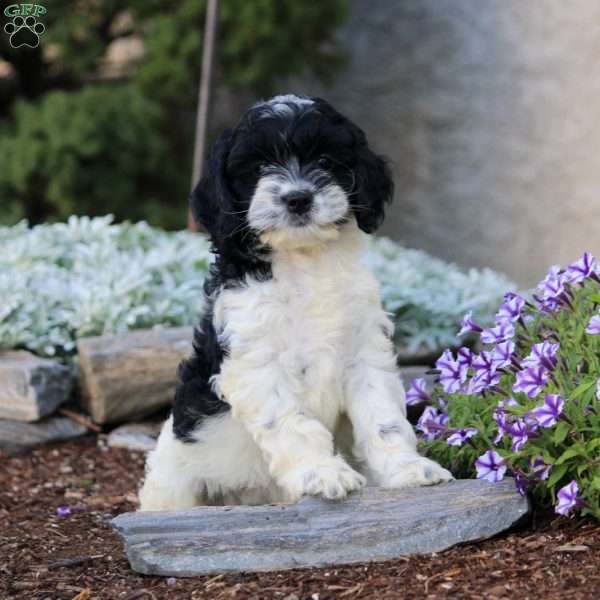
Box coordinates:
[345,322,453,488]
[218,359,365,502]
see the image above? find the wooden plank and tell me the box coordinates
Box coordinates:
[112,480,529,576]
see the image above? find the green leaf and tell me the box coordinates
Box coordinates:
[547,464,569,488]
[569,378,596,400]
[553,421,570,444]
[556,447,582,465]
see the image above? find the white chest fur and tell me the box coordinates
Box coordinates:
[211,224,385,431]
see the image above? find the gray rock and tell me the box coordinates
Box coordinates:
[107,422,161,452]
[0,416,88,455]
[0,351,73,421]
[77,327,193,424]
[294,0,600,287]
[112,479,529,576]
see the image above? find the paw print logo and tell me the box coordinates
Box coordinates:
[4,15,45,49]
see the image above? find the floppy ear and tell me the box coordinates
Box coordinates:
[351,131,394,234]
[190,129,235,242]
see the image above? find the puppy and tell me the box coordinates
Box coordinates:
[139,94,452,510]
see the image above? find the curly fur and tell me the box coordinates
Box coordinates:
[139,95,451,510]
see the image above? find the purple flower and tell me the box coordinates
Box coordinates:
[513,367,549,398]
[566,252,596,284]
[491,341,515,369]
[523,411,540,433]
[493,398,518,444]
[472,351,495,376]
[555,480,580,516]
[436,350,467,394]
[406,378,431,406]
[56,506,71,517]
[597,378,600,401]
[481,322,515,345]
[467,369,501,395]
[531,394,564,428]
[537,265,566,301]
[457,347,473,369]
[417,407,448,441]
[447,427,478,447]
[467,350,502,394]
[475,450,507,483]
[514,473,531,497]
[521,342,560,371]
[530,456,552,481]
[509,418,530,452]
[586,314,600,336]
[495,293,525,325]
[535,294,562,313]
[458,311,483,336]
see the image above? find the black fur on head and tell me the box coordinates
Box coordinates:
[191,95,393,276]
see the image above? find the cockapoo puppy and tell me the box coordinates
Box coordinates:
[139,94,452,510]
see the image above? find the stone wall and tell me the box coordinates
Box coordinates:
[292,0,600,286]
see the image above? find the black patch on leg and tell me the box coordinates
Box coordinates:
[172,300,231,442]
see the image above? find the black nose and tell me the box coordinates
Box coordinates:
[281,190,313,215]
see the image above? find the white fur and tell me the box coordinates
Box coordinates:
[139,222,452,511]
[248,158,349,240]
[254,94,314,118]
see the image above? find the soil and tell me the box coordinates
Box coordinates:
[1,436,600,600]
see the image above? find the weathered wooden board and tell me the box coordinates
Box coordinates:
[0,351,73,421]
[77,327,193,424]
[112,480,529,576]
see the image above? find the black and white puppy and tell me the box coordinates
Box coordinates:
[139,94,451,510]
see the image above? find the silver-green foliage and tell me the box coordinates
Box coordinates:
[0,217,513,358]
[0,216,211,357]
[365,237,515,352]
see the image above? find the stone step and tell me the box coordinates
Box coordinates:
[0,415,88,455]
[77,327,194,424]
[0,351,74,421]
[107,422,161,452]
[112,479,529,577]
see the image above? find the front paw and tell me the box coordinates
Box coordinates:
[280,455,366,501]
[382,455,453,488]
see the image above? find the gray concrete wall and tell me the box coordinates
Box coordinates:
[292,0,600,286]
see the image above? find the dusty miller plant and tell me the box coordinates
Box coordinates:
[0,217,511,359]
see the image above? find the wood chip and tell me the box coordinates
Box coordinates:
[554,544,589,552]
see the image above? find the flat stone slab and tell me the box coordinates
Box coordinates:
[107,422,161,452]
[112,479,529,577]
[77,327,193,424]
[0,351,74,421]
[0,415,88,455]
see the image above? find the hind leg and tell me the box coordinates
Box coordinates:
[139,413,283,511]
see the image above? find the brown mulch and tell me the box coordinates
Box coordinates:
[1,437,600,600]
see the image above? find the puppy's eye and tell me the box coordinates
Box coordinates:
[318,156,332,170]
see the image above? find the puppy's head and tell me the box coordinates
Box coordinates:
[191,94,393,253]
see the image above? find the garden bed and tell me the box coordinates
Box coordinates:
[1,436,599,600]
